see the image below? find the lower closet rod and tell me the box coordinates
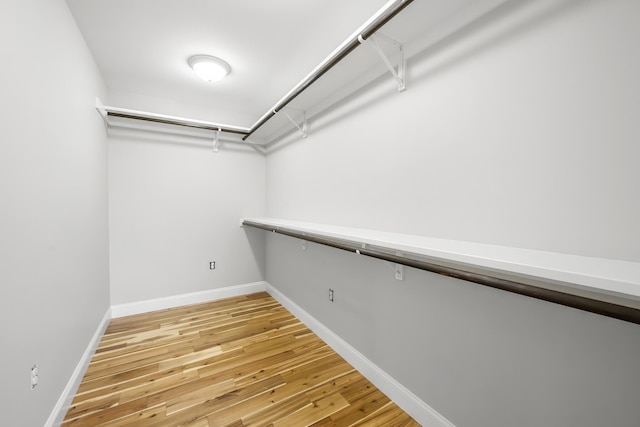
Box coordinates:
[243,220,640,325]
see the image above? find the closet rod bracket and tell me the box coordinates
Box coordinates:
[213,128,221,152]
[277,107,308,138]
[359,33,406,92]
[95,98,108,120]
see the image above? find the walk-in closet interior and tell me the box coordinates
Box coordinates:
[2,0,639,426]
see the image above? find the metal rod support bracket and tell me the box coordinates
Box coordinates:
[213,128,221,152]
[279,108,308,138]
[95,98,108,120]
[359,33,406,92]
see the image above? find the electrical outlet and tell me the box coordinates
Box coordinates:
[328,288,334,302]
[31,364,38,390]
[209,262,216,270]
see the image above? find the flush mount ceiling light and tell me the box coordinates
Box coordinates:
[188,55,231,83]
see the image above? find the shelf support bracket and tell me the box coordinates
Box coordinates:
[95,98,108,120]
[359,33,406,92]
[277,107,308,138]
[212,128,221,153]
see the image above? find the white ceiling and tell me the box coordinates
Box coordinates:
[66,0,390,126]
[66,0,509,142]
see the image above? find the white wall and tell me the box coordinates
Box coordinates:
[0,1,110,425]
[265,0,640,426]
[108,128,265,305]
[267,0,640,263]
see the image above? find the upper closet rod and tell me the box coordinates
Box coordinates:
[242,0,414,141]
[97,101,250,136]
[108,112,249,135]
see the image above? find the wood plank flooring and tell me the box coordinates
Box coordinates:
[62,292,420,427]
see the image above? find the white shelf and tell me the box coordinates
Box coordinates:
[244,217,640,306]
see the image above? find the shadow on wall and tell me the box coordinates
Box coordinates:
[243,226,267,279]
[266,0,586,155]
[107,125,263,155]
[409,0,586,84]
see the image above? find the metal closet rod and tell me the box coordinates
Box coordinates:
[242,0,415,141]
[97,1,413,141]
[96,99,252,136]
[242,220,640,326]
[106,112,249,136]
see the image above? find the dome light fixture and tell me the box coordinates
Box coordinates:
[188,55,231,83]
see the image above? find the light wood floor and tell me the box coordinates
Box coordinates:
[62,292,420,426]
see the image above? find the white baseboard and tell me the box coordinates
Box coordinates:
[265,282,455,427]
[111,281,267,318]
[45,307,112,427]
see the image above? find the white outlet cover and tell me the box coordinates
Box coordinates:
[31,365,38,389]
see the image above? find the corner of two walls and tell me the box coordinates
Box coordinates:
[264,1,640,426]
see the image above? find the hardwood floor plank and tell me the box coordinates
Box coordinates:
[240,393,314,427]
[271,393,350,427]
[196,335,320,379]
[98,403,166,427]
[144,375,288,427]
[350,401,421,427]
[63,293,419,426]
[75,363,160,395]
[117,369,200,403]
[232,346,335,388]
[325,383,393,426]
[181,418,212,427]
[304,370,367,404]
[203,355,350,427]
[63,393,121,422]
[62,396,149,426]
[165,378,237,415]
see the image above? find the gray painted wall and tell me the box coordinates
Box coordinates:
[0,0,110,425]
[265,0,640,426]
[267,234,640,427]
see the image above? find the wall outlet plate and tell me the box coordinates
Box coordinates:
[31,364,38,389]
